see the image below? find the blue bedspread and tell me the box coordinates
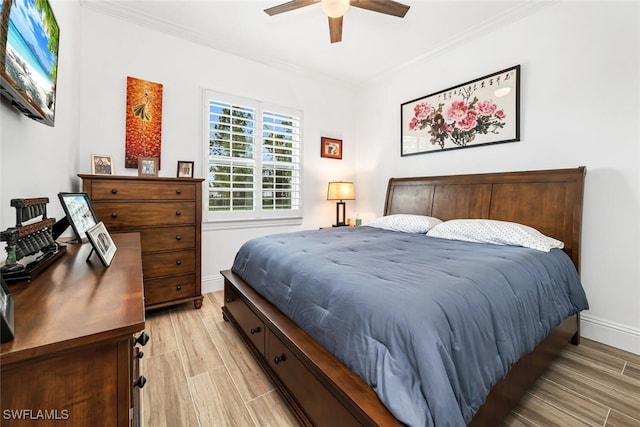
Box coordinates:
[231,226,589,426]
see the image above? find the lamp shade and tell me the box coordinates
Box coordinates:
[321,0,350,18]
[327,181,355,201]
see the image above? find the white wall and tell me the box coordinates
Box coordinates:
[77,7,357,292]
[0,1,81,239]
[354,1,640,353]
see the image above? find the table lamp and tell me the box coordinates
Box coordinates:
[327,181,355,227]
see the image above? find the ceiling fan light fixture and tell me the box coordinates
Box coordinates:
[321,0,350,18]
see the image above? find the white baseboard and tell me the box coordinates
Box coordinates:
[581,314,640,355]
[202,274,224,294]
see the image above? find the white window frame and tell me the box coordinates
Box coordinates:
[203,89,303,228]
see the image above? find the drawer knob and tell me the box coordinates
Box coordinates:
[176,284,182,291]
[273,354,286,364]
[250,327,261,335]
[176,235,182,241]
[225,297,234,303]
[176,189,182,195]
[136,351,144,359]
[134,376,147,388]
[176,259,182,266]
[111,188,118,194]
[111,212,118,218]
[134,332,150,346]
[176,210,182,216]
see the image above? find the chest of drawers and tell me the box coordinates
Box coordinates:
[80,174,204,310]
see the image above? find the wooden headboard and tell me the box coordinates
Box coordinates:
[384,167,586,272]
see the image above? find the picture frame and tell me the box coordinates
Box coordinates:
[91,154,114,175]
[57,192,99,243]
[138,157,159,176]
[177,160,194,178]
[85,221,117,267]
[0,276,15,343]
[321,137,342,159]
[401,65,520,156]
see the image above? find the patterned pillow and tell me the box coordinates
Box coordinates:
[365,214,442,233]
[426,219,564,252]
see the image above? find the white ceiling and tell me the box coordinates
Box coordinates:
[81,0,552,88]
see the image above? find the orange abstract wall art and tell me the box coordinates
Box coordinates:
[125,76,163,168]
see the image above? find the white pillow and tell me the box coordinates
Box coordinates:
[426,219,564,252]
[365,214,442,233]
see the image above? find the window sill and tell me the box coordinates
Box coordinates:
[203,216,303,231]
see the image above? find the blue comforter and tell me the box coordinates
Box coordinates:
[231,226,589,426]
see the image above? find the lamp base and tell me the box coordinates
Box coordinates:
[334,201,346,227]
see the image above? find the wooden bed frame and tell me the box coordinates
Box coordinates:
[221,166,586,426]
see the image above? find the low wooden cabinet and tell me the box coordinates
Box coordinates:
[0,233,147,426]
[80,174,204,310]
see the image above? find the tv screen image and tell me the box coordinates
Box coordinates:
[0,0,59,126]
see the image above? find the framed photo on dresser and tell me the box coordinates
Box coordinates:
[85,222,117,267]
[0,276,15,342]
[58,192,99,243]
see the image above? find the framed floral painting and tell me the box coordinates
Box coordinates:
[401,65,520,156]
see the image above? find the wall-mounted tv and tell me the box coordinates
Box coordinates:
[0,0,59,126]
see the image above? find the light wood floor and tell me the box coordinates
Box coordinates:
[141,291,640,426]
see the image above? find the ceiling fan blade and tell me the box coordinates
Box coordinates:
[328,16,343,43]
[349,0,410,18]
[264,0,319,16]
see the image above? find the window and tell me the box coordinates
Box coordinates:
[204,90,302,224]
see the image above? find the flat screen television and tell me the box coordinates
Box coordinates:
[0,0,59,126]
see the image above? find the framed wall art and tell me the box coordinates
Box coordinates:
[401,65,520,156]
[138,157,158,176]
[125,76,163,169]
[321,137,342,159]
[177,160,194,178]
[91,154,114,175]
[85,221,117,267]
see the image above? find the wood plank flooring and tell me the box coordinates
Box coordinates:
[141,291,640,426]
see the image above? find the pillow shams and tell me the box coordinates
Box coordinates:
[426,219,564,252]
[365,214,442,233]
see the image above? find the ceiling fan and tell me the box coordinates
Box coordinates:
[264,0,410,44]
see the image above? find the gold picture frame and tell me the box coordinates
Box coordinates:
[138,157,158,176]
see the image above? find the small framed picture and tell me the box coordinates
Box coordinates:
[321,137,342,159]
[58,192,99,243]
[138,157,158,176]
[177,160,194,178]
[91,154,114,175]
[0,276,15,343]
[86,221,117,267]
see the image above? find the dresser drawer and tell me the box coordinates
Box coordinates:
[224,282,265,355]
[94,202,195,228]
[89,181,196,201]
[142,250,195,278]
[144,274,196,305]
[138,226,195,253]
[267,330,359,426]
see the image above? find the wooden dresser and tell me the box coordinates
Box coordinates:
[1,233,147,426]
[80,175,204,310]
